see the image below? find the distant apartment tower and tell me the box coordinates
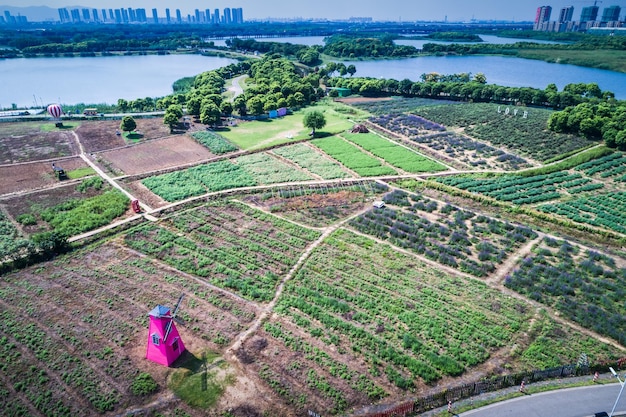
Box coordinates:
[223,8,232,24]
[71,8,81,22]
[82,8,91,21]
[534,6,552,30]
[580,5,599,22]
[101,9,107,22]
[165,8,171,23]
[214,9,220,23]
[152,8,158,23]
[232,8,244,23]
[558,6,574,23]
[58,8,70,23]
[176,9,182,24]
[601,5,621,22]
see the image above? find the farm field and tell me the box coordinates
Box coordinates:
[1,97,626,417]
[0,156,90,195]
[0,121,80,164]
[75,118,172,153]
[96,135,217,176]
[411,103,594,162]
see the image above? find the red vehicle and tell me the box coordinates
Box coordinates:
[131,199,141,213]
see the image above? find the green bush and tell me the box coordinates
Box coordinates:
[131,372,158,396]
[16,213,37,226]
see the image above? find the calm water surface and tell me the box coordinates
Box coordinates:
[3,43,626,107]
[1,54,237,108]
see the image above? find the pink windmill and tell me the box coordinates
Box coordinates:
[146,294,186,366]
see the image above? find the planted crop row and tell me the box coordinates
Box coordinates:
[0,208,33,261]
[311,136,397,177]
[539,192,626,234]
[575,152,626,178]
[505,236,626,343]
[414,103,593,162]
[190,130,238,154]
[370,113,530,170]
[234,152,313,184]
[436,171,604,205]
[142,160,256,202]
[340,132,447,173]
[272,143,350,179]
[125,201,320,301]
[272,229,533,391]
[39,189,129,237]
[349,189,537,276]
[348,97,460,115]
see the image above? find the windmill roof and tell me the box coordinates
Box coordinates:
[149,305,170,318]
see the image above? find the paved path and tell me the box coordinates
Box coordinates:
[457,383,624,417]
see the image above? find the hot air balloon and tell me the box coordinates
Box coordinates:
[47,103,63,119]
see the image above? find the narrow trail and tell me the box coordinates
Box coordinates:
[225,203,374,356]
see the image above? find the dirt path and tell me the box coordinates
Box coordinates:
[485,233,544,286]
[225,203,375,356]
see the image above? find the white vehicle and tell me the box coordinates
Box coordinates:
[372,201,385,208]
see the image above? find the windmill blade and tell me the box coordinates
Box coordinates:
[163,319,173,342]
[171,293,185,318]
[163,294,184,342]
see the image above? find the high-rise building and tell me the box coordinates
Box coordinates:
[205,9,212,23]
[58,8,70,23]
[165,8,171,23]
[71,8,81,22]
[223,8,232,24]
[534,6,551,30]
[214,9,220,23]
[195,9,201,23]
[92,9,99,22]
[152,8,158,24]
[82,8,91,21]
[233,8,244,24]
[101,9,107,22]
[601,5,621,22]
[175,9,182,24]
[114,9,122,24]
[558,6,574,23]
[580,5,599,22]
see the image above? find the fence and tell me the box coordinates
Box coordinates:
[356,363,584,417]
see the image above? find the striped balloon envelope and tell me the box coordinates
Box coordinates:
[47,103,63,119]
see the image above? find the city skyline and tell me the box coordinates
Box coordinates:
[2,0,625,22]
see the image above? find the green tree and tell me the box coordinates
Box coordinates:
[303,110,326,137]
[163,104,182,132]
[120,115,137,133]
[200,102,221,126]
[117,98,129,113]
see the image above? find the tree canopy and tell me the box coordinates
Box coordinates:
[303,110,326,137]
[119,116,137,133]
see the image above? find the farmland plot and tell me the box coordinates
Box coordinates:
[312,136,397,177]
[412,103,593,162]
[245,228,621,415]
[142,153,314,202]
[436,171,606,205]
[340,131,447,173]
[0,243,258,416]
[125,201,320,301]
[369,114,531,171]
[575,152,626,182]
[505,236,626,343]
[539,192,626,234]
[349,189,537,277]
[0,122,79,164]
[240,182,389,227]
[272,143,351,180]
[345,96,460,115]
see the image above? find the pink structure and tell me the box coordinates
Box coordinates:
[146,304,185,366]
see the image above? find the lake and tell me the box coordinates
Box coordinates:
[2,45,626,108]
[1,54,238,108]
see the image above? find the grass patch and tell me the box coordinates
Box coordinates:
[519,145,614,177]
[219,102,356,151]
[66,167,97,180]
[169,351,233,409]
[40,122,79,132]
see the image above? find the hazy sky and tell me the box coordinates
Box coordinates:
[2,0,626,22]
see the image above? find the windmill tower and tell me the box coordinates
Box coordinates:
[146,294,186,366]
